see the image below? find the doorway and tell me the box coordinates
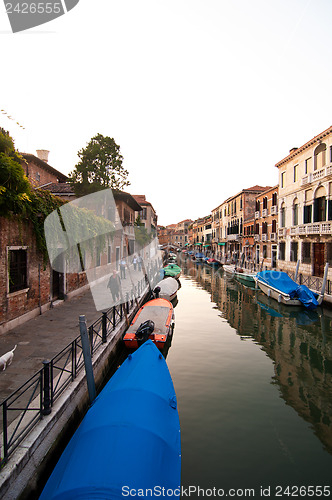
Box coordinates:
[313,243,325,277]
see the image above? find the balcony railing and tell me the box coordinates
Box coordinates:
[270,205,277,216]
[296,221,332,235]
[261,233,267,241]
[278,228,286,237]
[255,211,260,219]
[270,232,277,241]
[262,209,268,218]
[227,234,240,241]
[301,164,332,186]
[254,234,260,241]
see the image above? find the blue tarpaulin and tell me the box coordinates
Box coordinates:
[256,271,319,309]
[40,341,181,500]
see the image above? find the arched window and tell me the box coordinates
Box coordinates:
[293,198,299,226]
[313,186,327,222]
[280,203,286,228]
[314,143,326,171]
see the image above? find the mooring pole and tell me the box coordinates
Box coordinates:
[79,315,96,404]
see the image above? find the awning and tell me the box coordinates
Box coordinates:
[203,244,210,247]
[218,242,226,246]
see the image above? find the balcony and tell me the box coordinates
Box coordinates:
[297,221,332,236]
[255,211,260,219]
[270,205,277,216]
[262,209,268,218]
[270,232,277,241]
[278,228,286,237]
[227,234,240,241]
[261,233,267,241]
[301,164,332,186]
[254,234,260,241]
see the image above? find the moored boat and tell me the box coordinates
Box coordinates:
[162,263,182,279]
[153,277,179,302]
[206,258,221,267]
[233,268,256,285]
[254,268,328,309]
[194,252,205,262]
[123,298,175,350]
[39,340,181,500]
[223,264,236,275]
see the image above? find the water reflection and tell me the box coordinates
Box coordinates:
[180,256,332,456]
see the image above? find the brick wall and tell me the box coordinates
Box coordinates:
[0,216,87,328]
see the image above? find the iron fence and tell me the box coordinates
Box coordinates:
[0,279,150,468]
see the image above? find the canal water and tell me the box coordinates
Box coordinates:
[166,256,332,494]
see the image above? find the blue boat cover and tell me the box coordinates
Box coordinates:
[195,252,204,258]
[40,341,181,500]
[256,271,319,309]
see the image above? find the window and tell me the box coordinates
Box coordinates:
[280,206,286,228]
[8,248,28,293]
[272,192,277,206]
[263,197,268,209]
[96,247,101,267]
[35,172,40,182]
[314,143,326,170]
[302,242,311,264]
[303,205,312,224]
[313,197,326,222]
[294,165,298,182]
[263,245,267,259]
[290,241,298,262]
[281,172,285,188]
[327,243,332,265]
[305,157,311,174]
[279,242,285,261]
[293,203,298,226]
[262,222,268,234]
[108,244,112,264]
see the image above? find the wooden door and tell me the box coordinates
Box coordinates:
[313,243,325,277]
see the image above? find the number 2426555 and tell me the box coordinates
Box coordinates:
[5,3,62,14]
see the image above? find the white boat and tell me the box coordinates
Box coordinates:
[223,264,235,275]
[254,264,328,309]
[234,268,257,285]
[153,277,179,302]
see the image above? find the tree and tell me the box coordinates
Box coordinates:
[0,128,31,215]
[68,134,130,196]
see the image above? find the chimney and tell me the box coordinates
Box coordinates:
[36,149,50,163]
[289,147,298,154]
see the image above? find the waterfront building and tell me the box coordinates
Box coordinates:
[133,195,158,236]
[276,126,332,278]
[254,185,278,269]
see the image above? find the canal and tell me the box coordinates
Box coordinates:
[166,256,332,494]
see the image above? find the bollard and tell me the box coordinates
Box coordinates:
[79,315,96,404]
[102,311,107,343]
[42,360,52,415]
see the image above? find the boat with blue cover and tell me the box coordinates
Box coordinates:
[39,341,181,500]
[254,268,328,309]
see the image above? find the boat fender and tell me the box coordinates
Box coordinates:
[136,320,155,342]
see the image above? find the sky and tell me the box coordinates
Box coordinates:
[1,0,332,226]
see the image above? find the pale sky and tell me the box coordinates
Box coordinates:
[1,0,332,226]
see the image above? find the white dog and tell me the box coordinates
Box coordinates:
[0,345,17,371]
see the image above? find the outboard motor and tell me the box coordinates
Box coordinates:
[135,320,155,344]
[153,286,161,298]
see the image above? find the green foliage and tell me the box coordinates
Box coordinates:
[68,133,130,196]
[0,128,31,216]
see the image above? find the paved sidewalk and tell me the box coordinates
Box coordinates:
[0,287,103,403]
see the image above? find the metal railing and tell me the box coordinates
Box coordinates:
[0,278,151,467]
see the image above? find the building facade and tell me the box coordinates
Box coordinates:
[276,126,332,278]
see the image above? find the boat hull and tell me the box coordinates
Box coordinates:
[40,341,181,500]
[254,276,323,307]
[153,277,179,302]
[124,298,174,350]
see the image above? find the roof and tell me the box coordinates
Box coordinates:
[275,125,332,167]
[20,153,68,182]
[113,190,142,211]
[132,194,156,213]
[38,182,75,194]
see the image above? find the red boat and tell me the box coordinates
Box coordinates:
[123,298,174,350]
